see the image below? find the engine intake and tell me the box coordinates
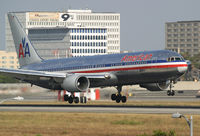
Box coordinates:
[61,75,90,92]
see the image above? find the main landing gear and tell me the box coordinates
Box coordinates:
[167,80,175,96]
[111,86,127,103]
[64,94,79,104]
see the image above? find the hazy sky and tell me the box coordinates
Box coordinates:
[1,0,200,52]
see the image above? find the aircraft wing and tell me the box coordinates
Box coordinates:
[0,68,66,82]
[0,68,108,83]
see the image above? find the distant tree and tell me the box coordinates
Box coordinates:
[181,52,200,69]
[0,75,19,83]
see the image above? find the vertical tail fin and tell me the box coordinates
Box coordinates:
[7,13,42,67]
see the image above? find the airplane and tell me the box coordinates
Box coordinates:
[0,13,188,104]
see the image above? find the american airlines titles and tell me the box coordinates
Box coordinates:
[121,54,152,62]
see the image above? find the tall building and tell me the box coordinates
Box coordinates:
[0,51,19,69]
[6,9,120,59]
[165,21,200,56]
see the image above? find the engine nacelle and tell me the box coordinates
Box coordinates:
[140,81,170,91]
[61,75,90,92]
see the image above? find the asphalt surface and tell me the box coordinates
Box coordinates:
[0,89,199,114]
[0,90,199,102]
[0,104,200,114]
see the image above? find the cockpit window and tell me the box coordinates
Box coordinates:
[167,57,183,61]
[175,57,181,61]
[171,57,175,61]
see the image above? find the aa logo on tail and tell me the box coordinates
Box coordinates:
[19,38,30,58]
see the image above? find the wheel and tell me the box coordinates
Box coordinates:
[116,94,121,103]
[74,97,79,103]
[171,90,175,96]
[64,95,69,101]
[167,90,171,96]
[111,94,117,100]
[68,96,73,104]
[84,96,87,103]
[121,96,127,103]
[80,96,84,103]
[116,98,121,103]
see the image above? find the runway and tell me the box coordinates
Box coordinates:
[0,104,200,114]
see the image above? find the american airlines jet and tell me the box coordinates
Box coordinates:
[1,13,188,103]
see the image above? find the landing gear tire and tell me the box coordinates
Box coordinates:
[116,95,121,103]
[111,85,128,103]
[64,95,69,101]
[68,96,73,104]
[74,97,79,103]
[167,90,175,96]
[167,90,171,96]
[171,90,175,96]
[121,96,127,103]
[111,94,117,100]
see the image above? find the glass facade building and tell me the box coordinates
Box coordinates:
[6,9,120,59]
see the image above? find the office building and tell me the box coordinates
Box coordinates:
[165,21,200,56]
[6,9,120,59]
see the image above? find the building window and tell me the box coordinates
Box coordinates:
[167,29,171,32]
[9,56,14,59]
[180,24,185,27]
[180,34,185,37]
[173,44,178,47]
[167,44,171,47]
[193,28,198,31]
[167,39,172,42]
[174,29,178,32]
[167,24,171,27]
[173,39,178,42]
[193,49,199,53]
[180,39,185,42]
[167,34,172,37]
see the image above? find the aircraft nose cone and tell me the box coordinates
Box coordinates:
[178,64,188,73]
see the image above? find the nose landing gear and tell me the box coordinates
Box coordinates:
[167,80,175,96]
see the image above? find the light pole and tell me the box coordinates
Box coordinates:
[172,112,193,136]
[0,96,24,104]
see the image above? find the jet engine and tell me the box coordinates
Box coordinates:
[61,75,90,92]
[139,81,170,91]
